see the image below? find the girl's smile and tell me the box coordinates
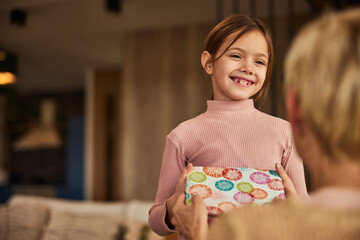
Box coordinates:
[230,75,255,87]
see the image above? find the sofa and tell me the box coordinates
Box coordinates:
[0,194,178,240]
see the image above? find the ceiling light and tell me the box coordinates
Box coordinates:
[0,72,16,85]
[0,50,17,85]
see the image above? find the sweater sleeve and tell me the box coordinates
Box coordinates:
[148,135,187,236]
[282,137,309,199]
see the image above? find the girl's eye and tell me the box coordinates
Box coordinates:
[256,60,266,66]
[230,54,242,59]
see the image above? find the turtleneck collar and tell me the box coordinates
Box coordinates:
[206,99,255,114]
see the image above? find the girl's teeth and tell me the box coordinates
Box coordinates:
[240,80,248,85]
[235,79,250,85]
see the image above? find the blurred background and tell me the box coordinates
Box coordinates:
[0,0,359,203]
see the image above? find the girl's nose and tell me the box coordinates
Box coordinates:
[240,60,254,75]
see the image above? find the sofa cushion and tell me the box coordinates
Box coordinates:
[41,210,161,240]
[125,200,154,223]
[0,204,8,240]
[7,195,164,240]
[9,195,127,216]
[0,202,48,240]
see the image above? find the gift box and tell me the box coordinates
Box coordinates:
[185,166,285,215]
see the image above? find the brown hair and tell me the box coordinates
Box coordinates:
[204,14,274,100]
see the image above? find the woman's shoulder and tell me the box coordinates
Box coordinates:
[209,199,360,240]
[224,197,360,223]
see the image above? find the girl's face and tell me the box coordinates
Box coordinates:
[202,30,269,101]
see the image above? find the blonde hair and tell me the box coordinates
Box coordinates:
[284,9,360,160]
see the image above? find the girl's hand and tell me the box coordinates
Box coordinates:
[171,193,208,240]
[165,164,193,228]
[275,163,300,201]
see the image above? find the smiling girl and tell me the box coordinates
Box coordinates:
[148,14,308,238]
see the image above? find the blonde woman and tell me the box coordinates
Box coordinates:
[171,8,360,240]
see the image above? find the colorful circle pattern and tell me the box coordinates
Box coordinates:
[233,192,255,204]
[211,190,227,201]
[185,192,190,201]
[269,170,280,177]
[277,193,286,199]
[222,168,242,181]
[215,180,234,191]
[218,202,236,213]
[250,188,268,200]
[189,172,207,183]
[203,167,224,178]
[206,206,223,215]
[189,184,212,199]
[267,179,284,191]
[250,172,270,184]
[237,182,253,193]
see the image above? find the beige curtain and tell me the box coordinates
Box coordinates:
[119,25,213,200]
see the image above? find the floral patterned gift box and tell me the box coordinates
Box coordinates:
[185,166,285,215]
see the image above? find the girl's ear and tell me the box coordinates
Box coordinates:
[201,51,213,75]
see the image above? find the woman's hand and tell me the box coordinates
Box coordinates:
[165,163,208,240]
[171,191,208,240]
[165,164,193,228]
[275,163,299,200]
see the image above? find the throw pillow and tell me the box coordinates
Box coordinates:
[42,210,127,240]
[0,204,9,240]
[8,203,49,240]
[41,210,164,240]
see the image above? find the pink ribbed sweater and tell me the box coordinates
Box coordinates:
[148,99,308,237]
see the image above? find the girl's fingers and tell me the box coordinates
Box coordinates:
[276,163,290,182]
[187,163,193,173]
[275,163,299,199]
